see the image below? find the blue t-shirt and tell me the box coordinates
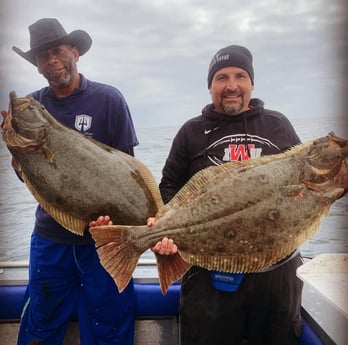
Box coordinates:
[31,74,139,244]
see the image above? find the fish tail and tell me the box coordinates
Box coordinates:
[155,252,191,295]
[90,225,143,293]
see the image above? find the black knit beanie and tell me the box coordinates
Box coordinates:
[207,45,254,88]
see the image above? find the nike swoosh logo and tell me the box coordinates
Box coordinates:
[204,127,219,135]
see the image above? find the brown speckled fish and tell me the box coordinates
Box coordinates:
[90,132,348,294]
[1,91,163,234]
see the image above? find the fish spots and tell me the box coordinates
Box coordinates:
[223,228,236,239]
[215,243,226,252]
[232,177,243,188]
[191,208,200,218]
[188,227,195,234]
[60,173,70,182]
[211,195,221,204]
[258,174,269,183]
[268,209,280,222]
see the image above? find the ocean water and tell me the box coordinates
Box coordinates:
[0,117,347,264]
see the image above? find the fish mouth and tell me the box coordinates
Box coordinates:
[1,91,45,151]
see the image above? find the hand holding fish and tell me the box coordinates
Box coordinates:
[148,217,178,255]
[89,215,113,227]
[89,216,178,255]
[151,237,178,255]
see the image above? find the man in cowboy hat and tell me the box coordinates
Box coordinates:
[12,18,138,345]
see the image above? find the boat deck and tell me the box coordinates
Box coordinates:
[1,258,347,345]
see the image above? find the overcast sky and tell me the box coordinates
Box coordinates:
[1,0,347,129]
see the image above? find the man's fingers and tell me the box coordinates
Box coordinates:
[147,217,155,227]
[89,215,112,227]
[151,241,162,252]
[151,237,178,255]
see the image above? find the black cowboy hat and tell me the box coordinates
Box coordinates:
[13,18,92,66]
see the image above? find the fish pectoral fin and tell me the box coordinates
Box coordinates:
[90,225,143,293]
[155,252,191,295]
[41,144,55,164]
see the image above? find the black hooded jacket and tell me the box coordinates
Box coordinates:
[159,98,301,203]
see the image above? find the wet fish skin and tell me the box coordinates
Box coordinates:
[90,132,348,294]
[1,91,163,235]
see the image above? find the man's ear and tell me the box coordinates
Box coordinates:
[72,46,80,62]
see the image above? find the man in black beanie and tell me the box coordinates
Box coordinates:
[151,44,303,344]
[207,45,254,87]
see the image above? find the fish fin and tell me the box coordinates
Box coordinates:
[128,154,164,211]
[89,225,144,293]
[179,251,281,273]
[41,144,55,164]
[155,252,191,295]
[160,158,274,213]
[44,205,87,235]
[159,165,231,213]
[21,172,87,235]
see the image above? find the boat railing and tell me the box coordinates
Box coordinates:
[0,258,158,267]
[0,258,162,285]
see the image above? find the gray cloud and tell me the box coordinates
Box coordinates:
[1,0,347,129]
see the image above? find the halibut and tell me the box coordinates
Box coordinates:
[90,132,348,294]
[1,91,163,235]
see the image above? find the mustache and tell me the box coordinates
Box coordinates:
[222,89,242,97]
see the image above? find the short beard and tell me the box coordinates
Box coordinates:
[46,59,77,89]
[219,91,246,116]
[53,72,75,89]
[221,102,244,116]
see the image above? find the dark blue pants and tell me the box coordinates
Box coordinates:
[17,232,136,345]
